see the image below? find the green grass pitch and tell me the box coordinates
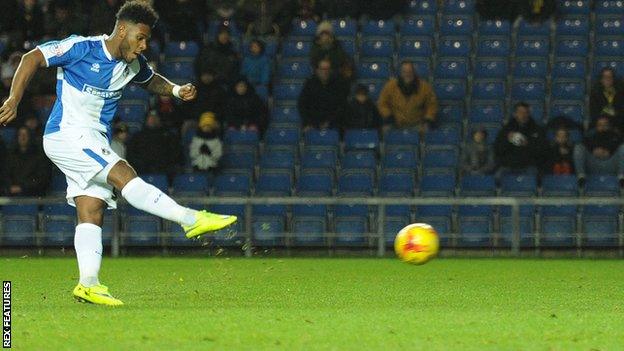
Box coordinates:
[2,257,624,350]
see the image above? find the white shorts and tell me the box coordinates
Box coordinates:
[43,128,123,209]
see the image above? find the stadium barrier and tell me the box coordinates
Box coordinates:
[0,196,623,257]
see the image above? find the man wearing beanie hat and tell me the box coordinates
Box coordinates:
[310,21,348,77]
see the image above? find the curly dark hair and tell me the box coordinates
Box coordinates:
[116,1,159,28]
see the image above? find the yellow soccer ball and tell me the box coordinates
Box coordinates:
[394,223,439,265]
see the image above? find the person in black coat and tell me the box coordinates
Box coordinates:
[195,26,240,85]
[126,112,180,175]
[574,115,624,180]
[589,68,624,132]
[494,102,547,178]
[341,84,382,131]
[298,58,350,130]
[223,77,268,132]
[5,127,51,196]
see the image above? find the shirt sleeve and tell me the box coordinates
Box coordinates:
[131,54,155,84]
[36,35,89,68]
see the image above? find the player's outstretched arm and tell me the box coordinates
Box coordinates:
[0,49,46,126]
[143,73,196,102]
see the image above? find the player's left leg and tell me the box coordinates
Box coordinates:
[106,160,237,238]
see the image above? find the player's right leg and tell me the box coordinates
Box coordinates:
[106,160,237,238]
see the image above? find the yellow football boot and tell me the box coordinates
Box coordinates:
[183,210,237,239]
[73,284,124,306]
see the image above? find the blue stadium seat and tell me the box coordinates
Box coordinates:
[292,216,326,245]
[460,175,496,196]
[398,38,433,58]
[382,150,418,171]
[424,127,461,146]
[517,19,551,36]
[297,173,333,195]
[259,150,296,170]
[0,127,17,146]
[221,151,256,174]
[540,205,577,246]
[595,15,624,36]
[473,58,508,79]
[124,214,161,246]
[420,174,456,196]
[293,172,331,244]
[41,204,75,246]
[541,175,578,196]
[499,205,536,247]
[583,214,619,247]
[304,129,339,149]
[357,61,392,80]
[438,102,465,125]
[384,217,413,245]
[410,59,432,78]
[117,103,147,125]
[551,79,585,100]
[501,175,537,197]
[359,80,385,101]
[242,38,278,58]
[380,172,416,196]
[513,59,548,78]
[422,149,459,174]
[384,128,420,150]
[433,80,467,100]
[335,172,374,245]
[360,38,394,58]
[277,60,312,80]
[407,0,438,14]
[549,100,584,124]
[330,19,358,37]
[344,129,380,151]
[335,216,368,246]
[164,41,199,59]
[253,216,286,246]
[282,40,311,58]
[457,206,493,247]
[585,175,620,196]
[556,18,589,36]
[435,58,468,79]
[515,37,549,57]
[172,173,209,195]
[439,15,474,36]
[272,106,301,124]
[438,37,472,57]
[596,0,624,14]
[273,83,303,101]
[400,16,436,36]
[593,59,624,78]
[472,80,506,100]
[214,174,251,196]
[361,19,396,36]
[290,19,317,37]
[338,172,374,194]
[161,61,194,82]
[595,38,624,56]
[301,150,337,171]
[444,0,475,14]
[469,101,504,123]
[340,38,356,56]
[478,19,511,36]
[555,37,589,57]
[511,79,546,101]
[477,37,511,57]
[1,205,38,246]
[341,151,377,174]
[224,129,259,148]
[264,128,299,148]
[123,84,150,101]
[557,0,590,15]
[142,174,168,192]
[415,205,453,245]
[552,58,586,79]
[255,173,292,195]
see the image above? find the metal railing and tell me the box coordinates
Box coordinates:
[1,196,623,257]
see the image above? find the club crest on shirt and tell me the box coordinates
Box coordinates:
[90,63,100,73]
[52,44,63,57]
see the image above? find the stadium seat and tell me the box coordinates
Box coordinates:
[499,205,536,247]
[595,15,624,36]
[410,59,433,78]
[517,19,551,36]
[357,61,392,80]
[379,172,415,219]
[290,19,317,37]
[444,0,475,14]
[301,150,337,171]
[297,173,333,195]
[422,149,459,174]
[172,173,209,196]
[513,59,548,78]
[253,215,286,246]
[473,58,508,79]
[281,40,311,58]
[384,216,413,245]
[457,205,493,247]
[551,79,585,100]
[540,205,577,246]
[123,84,150,101]
[330,18,358,37]
[541,175,578,197]
[338,172,374,194]
[469,101,504,123]
[304,128,339,149]
[556,18,589,36]
[415,205,453,245]
[384,128,420,150]
[1,205,38,246]
[344,129,380,152]
[438,37,472,57]
[382,150,418,172]
[214,174,251,196]
[511,79,546,101]
[501,175,537,197]
[585,175,620,196]
[359,80,385,101]
[360,38,394,58]
[221,151,256,174]
[164,41,199,59]
[361,19,396,37]
[224,129,259,148]
[435,58,468,79]
[400,16,436,36]
[471,80,506,100]
[272,106,301,125]
[477,37,511,57]
[398,38,433,58]
[420,174,456,197]
[439,15,473,36]
[264,128,299,148]
[595,38,624,56]
[255,173,292,195]
[340,38,357,56]
[555,37,589,57]
[292,216,326,245]
[277,60,312,81]
[433,80,467,100]
[582,205,620,247]
[341,151,377,175]
[549,100,584,124]
[407,0,438,15]
[515,37,549,57]
[552,58,586,79]
[557,0,590,15]
[593,59,624,78]
[478,19,511,36]
[259,150,296,170]
[124,214,161,246]
[438,102,465,125]
[334,215,369,246]
[424,127,461,147]
[273,83,303,102]
[460,175,496,196]
[141,174,168,193]
[161,61,194,83]
[596,0,624,14]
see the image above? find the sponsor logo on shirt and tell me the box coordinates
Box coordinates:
[82,84,122,99]
[90,63,100,73]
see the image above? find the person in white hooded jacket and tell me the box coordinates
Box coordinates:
[189,112,223,172]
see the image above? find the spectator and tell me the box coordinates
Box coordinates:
[110,122,129,159]
[240,39,271,87]
[342,84,382,131]
[520,0,556,23]
[546,127,575,175]
[196,26,240,85]
[156,0,202,42]
[309,21,349,79]
[574,115,624,182]
[360,0,408,19]
[590,68,624,131]
[192,68,227,120]
[462,128,495,175]
[88,0,122,36]
[45,0,86,39]
[298,59,350,130]
[13,0,45,43]
[377,61,438,131]
[127,111,180,175]
[189,112,223,172]
[494,102,547,177]
[23,114,43,146]
[5,127,51,196]
[223,77,268,131]
[275,0,321,36]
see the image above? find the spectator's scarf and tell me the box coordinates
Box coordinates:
[397,77,420,97]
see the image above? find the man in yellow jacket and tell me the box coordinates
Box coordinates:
[377,61,439,131]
